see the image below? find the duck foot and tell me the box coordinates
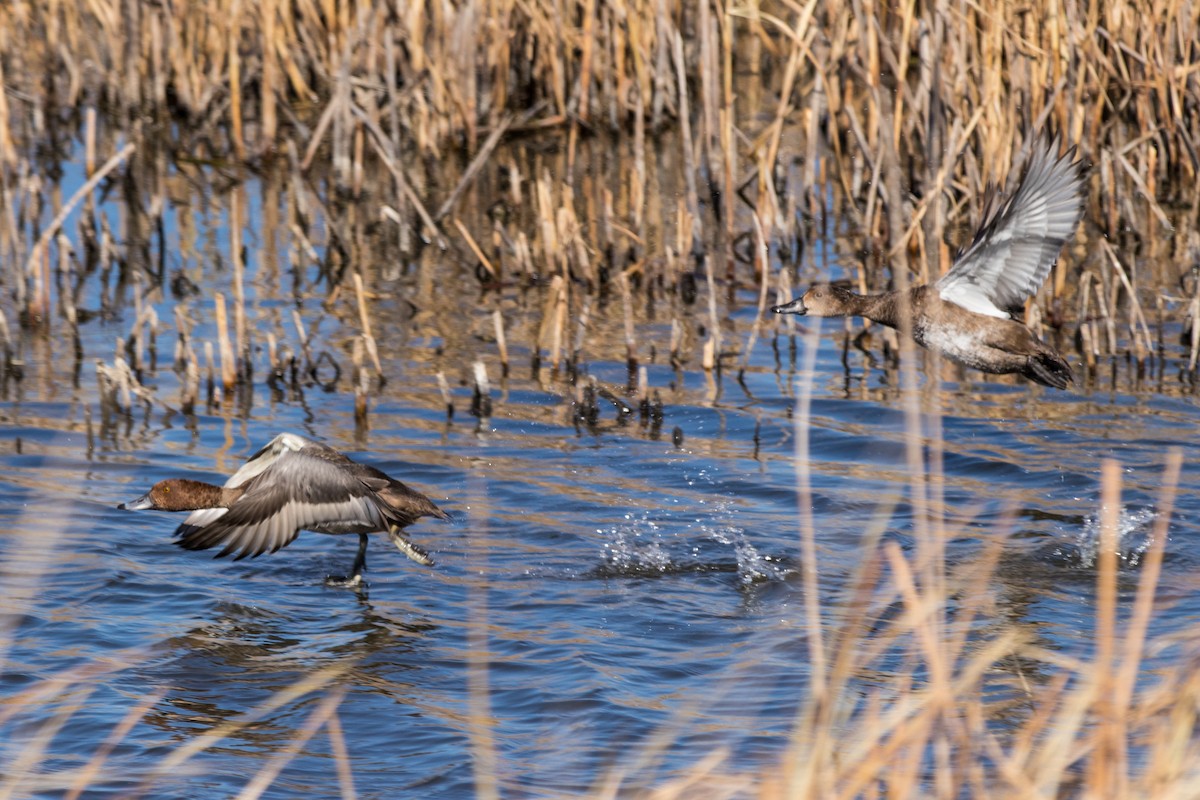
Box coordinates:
[325,533,370,588]
[389,527,434,566]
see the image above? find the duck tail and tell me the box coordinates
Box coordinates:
[1026,350,1073,390]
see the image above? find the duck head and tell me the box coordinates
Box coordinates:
[118,479,225,512]
[771,284,857,317]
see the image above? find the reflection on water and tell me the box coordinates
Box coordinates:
[1,133,1199,796]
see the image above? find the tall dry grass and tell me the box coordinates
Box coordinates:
[0,0,1196,397]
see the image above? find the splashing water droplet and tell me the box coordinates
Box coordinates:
[1075,504,1158,568]
[600,517,672,574]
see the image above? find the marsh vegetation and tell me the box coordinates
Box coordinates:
[1,1,1199,796]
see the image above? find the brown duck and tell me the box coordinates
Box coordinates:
[119,433,449,587]
[773,137,1085,389]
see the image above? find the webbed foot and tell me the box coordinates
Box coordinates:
[388,527,434,566]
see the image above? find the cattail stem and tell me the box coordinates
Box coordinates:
[215,293,236,391]
[492,309,509,376]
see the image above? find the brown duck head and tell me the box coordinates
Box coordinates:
[118,479,229,512]
[771,284,860,317]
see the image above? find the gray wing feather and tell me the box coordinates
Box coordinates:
[936,137,1085,316]
[222,433,314,489]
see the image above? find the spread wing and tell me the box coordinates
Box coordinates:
[220,432,312,489]
[175,441,389,560]
[936,136,1085,318]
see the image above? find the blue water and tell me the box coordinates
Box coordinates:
[2,159,1200,797]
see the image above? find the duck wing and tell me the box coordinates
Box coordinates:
[176,439,389,560]
[220,432,315,489]
[936,137,1085,318]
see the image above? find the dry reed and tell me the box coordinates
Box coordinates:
[3,0,1189,322]
[0,0,1199,795]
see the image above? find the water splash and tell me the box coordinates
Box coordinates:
[600,515,672,575]
[597,504,792,585]
[704,524,790,585]
[1073,504,1159,568]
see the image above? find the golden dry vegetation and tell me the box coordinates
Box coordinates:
[1,1,1199,797]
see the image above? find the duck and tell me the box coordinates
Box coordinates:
[118,433,450,587]
[772,136,1085,389]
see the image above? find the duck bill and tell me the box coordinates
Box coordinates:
[771,297,807,315]
[118,493,155,511]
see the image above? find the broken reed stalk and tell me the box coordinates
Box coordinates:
[1078,273,1098,371]
[291,310,313,369]
[126,305,158,375]
[352,272,382,376]
[619,273,636,373]
[492,309,509,376]
[0,309,12,369]
[55,234,76,329]
[230,189,247,380]
[537,275,568,371]
[1189,286,1200,373]
[671,30,699,252]
[352,337,368,427]
[203,341,216,404]
[126,278,145,371]
[83,106,96,178]
[96,352,151,415]
[214,293,236,392]
[454,218,497,281]
[669,317,682,367]
[471,360,493,419]
[554,277,570,371]
[1096,275,1119,356]
[182,350,199,415]
[701,251,719,372]
[436,371,455,418]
